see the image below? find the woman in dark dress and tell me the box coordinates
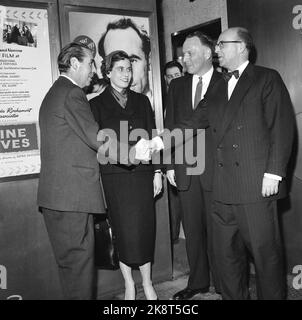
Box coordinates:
[90,51,162,300]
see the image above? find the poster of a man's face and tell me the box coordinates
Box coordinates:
[68,13,153,106]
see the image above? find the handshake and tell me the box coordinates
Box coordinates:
[134,137,164,161]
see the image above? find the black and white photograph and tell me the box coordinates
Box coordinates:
[0,0,302,311]
[3,19,37,47]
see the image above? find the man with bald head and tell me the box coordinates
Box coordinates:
[149,27,294,299]
[209,27,294,299]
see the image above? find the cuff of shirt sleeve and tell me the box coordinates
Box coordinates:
[153,136,164,151]
[264,173,282,181]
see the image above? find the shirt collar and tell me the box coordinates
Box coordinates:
[235,60,249,77]
[193,66,214,83]
[61,74,78,86]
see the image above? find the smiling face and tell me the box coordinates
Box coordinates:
[103,27,148,94]
[215,29,242,71]
[108,58,132,91]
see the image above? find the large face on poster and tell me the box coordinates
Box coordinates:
[68,12,153,106]
[0,5,52,180]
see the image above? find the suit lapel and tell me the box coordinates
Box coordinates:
[205,74,227,131]
[184,75,193,112]
[218,63,255,143]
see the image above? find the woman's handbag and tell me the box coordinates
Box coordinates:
[94,215,119,270]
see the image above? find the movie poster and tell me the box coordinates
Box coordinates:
[68,12,153,106]
[0,5,52,179]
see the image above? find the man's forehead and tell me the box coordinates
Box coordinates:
[104,28,143,56]
[166,66,181,74]
[219,29,237,41]
[183,37,203,51]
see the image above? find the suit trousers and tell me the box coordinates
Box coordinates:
[167,184,182,243]
[178,175,211,290]
[212,200,285,300]
[42,208,95,300]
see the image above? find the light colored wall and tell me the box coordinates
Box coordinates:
[161,0,228,61]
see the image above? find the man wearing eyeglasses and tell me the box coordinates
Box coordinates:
[147,27,294,300]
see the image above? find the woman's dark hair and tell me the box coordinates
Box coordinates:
[101,50,130,83]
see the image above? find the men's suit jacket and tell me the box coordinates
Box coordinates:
[164,64,295,204]
[164,71,221,191]
[37,76,107,214]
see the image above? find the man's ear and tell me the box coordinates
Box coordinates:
[204,47,211,61]
[238,42,246,54]
[147,53,151,72]
[70,57,80,71]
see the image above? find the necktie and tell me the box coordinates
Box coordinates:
[193,76,203,109]
[222,70,240,82]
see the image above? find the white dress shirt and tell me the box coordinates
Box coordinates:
[61,74,78,86]
[192,67,214,107]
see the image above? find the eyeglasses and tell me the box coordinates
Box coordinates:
[215,40,242,49]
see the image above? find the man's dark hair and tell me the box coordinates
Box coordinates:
[164,60,183,75]
[185,31,215,56]
[58,42,91,73]
[101,50,130,83]
[236,27,254,53]
[98,18,151,60]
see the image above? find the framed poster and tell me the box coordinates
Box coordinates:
[59,0,163,131]
[0,1,58,181]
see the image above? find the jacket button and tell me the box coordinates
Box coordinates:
[237,125,243,130]
[235,162,239,166]
[213,128,217,133]
[233,144,238,149]
[218,163,223,167]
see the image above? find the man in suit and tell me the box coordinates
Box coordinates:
[38,42,124,300]
[165,32,221,300]
[147,27,294,299]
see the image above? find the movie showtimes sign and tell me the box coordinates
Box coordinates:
[0,5,52,179]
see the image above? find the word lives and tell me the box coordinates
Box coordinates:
[0,124,38,152]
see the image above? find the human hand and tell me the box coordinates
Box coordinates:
[166,169,177,187]
[134,138,151,161]
[262,176,279,197]
[149,136,164,153]
[153,172,163,197]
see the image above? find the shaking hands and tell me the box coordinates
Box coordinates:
[134,137,164,161]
